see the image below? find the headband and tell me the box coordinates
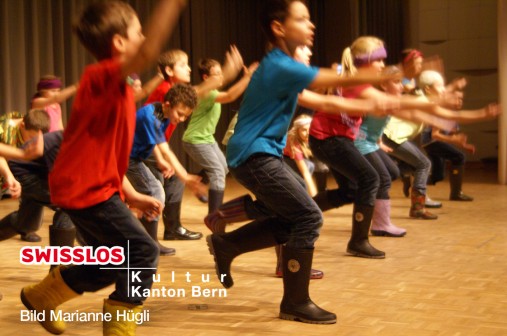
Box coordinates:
[353,47,387,67]
[403,49,423,64]
[37,78,62,91]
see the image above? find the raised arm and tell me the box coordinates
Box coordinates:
[215,62,259,104]
[31,83,79,108]
[134,74,164,102]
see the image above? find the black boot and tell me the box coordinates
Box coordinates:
[279,246,336,324]
[208,189,225,214]
[141,219,176,256]
[313,189,353,213]
[346,204,385,259]
[49,225,76,271]
[0,212,19,241]
[163,202,202,240]
[204,194,252,233]
[401,175,411,198]
[206,219,279,288]
[449,165,473,201]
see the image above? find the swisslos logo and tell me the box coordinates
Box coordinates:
[20,246,125,265]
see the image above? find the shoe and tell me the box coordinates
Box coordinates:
[21,232,42,242]
[197,194,208,203]
[450,192,474,201]
[164,226,203,240]
[424,195,442,208]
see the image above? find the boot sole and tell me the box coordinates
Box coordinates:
[346,248,386,259]
[424,204,442,208]
[206,235,233,289]
[163,235,203,241]
[279,312,336,324]
[21,289,64,335]
[371,230,406,238]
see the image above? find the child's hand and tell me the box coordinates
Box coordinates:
[484,103,501,118]
[129,194,163,222]
[222,45,244,84]
[157,161,175,178]
[4,176,21,199]
[185,174,207,200]
[23,131,44,161]
[244,62,259,77]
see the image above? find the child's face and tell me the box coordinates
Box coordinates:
[40,88,60,98]
[165,102,193,125]
[297,124,310,142]
[362,59,385,75]
[169,55,191,83]
[122,16,145,59]
[206,65,224,86]
[382,79,403,96]
[132,79,142,93]
[294,46,312,66]
[281,1,315,48]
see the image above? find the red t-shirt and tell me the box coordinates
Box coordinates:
[144,81,175,141]
[49,59,136,209]
[309,84,371,141]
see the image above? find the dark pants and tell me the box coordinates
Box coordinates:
[230,154,322,249]
[364,149,400,200]
[424,141,465,184]
[0,174,73,235]
[309,135,379,207]
[60,194,159,305]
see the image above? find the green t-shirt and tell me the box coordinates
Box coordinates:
[182,90,220,144]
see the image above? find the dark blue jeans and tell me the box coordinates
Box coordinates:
[230,154,322,249]
[364,149,400,200]
[0,174,73,235]
[424,141,465,184]
[309,135,379,207]
[60,194,159,305]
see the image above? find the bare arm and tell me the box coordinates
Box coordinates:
[298,90,374,116]
[308,68,399,91]
[122,176,163,220]
[31,84,78,108]
[294,158,317,197]
[121,0,188,77]
[134,75,164,102]
[0,157,21,198]
[215,63,258,104]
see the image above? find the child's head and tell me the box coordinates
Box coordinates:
[419,70,445,98]
[35,75,62,99]
[158,49,191,83]
[127,73,142,94]
[20,109,50,140]
[294,45,312,66]
[198,58,222,80]
[260,0,314,50]
[288,114,312,158]
[163,83,198,125]
[401,49,424,79]
[380,66,403,96]
[341,36,386,77]
[73,1,143,61]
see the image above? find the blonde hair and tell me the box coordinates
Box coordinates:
[288,114,312,159]
[341,36,385,77]
[418,70,444,89]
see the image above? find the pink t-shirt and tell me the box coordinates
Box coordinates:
[44,104,63,132]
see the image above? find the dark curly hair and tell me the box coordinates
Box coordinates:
[164,83,197,110]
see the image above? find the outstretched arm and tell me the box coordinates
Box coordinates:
[32,83,79,108]
[215,63,259,104]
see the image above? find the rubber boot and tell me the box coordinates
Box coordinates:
[20,266,80,334]
[346,204,385,258]
[425,195,442,208]
[313,189,353,213]
[49,225,76,272]
[163,202,202,240]
[409,190,438,220]
[275,244,324,279]
[401,175,411,198]
[206,219,279,288]
[314,171,328,193]
[141,219,176,256]
[103,299,142,336]
[279,246,336,324]
[208,189,225,214]
[204,194,252,233]
[449,165,474,201]
[0,212,18,241]
[370,199,406,237]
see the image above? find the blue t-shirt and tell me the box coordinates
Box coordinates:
[354,115,390,155]
[130,103,170,160]
[226,48,318,168]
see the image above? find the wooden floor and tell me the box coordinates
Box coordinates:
[1,163,506,336]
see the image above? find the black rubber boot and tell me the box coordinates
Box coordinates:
[163,202,202,240]
[49,225,76,272]
[449,165,473,201]
[346,204,385,259]
[0,212,19,241]
[313,189,353,213]
[208,189,225,214]
[206,219,279,288]
[279,246,336,324]
[141,219,176,256]
[313,172,328,193]
[401,175,411,198]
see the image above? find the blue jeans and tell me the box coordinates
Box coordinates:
[309,135,379,206]
[60,194,159,305]
[382,135,431,195]
[364,149,400,200]
[423,141,465,184]
[183,141,228,191]
[230,154,322,249]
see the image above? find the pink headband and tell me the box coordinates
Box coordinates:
[353,47,387,67]
[403,49,423,64]
[37,78,62,91]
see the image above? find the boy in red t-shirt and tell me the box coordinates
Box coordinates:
[20,1,188,335]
